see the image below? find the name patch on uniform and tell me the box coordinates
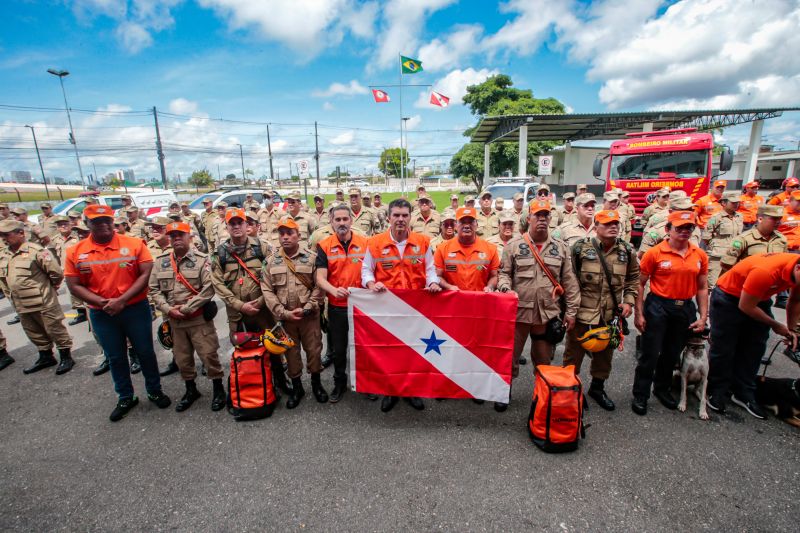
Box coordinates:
[659,260,672,269]
[445,265,457,272]
[448,252,457,257]
[78,253,89,260]
[382,248,390,255]
[381,261,393,269]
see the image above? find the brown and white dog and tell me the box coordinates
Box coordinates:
[756,377,800,428]
[677,330,710,420]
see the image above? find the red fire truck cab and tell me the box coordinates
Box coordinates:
[593,127,732,240]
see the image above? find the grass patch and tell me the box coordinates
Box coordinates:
[0,189,84,203]
[315,190,464,210]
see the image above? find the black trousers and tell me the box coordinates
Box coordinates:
[707,287,772,403]
[328,305,349,386]
[633,294,696,400]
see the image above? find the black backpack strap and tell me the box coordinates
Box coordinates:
[590,238,620,312]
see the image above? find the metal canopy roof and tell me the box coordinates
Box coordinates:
[470,108,800,144]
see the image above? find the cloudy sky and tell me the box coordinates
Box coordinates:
[1,0,799,183]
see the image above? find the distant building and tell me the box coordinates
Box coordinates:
[10,170,33,183]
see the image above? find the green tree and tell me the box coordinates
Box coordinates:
[379,147,409,177]
[188,169,214,191]
[107,176,123,190]
[451,74,566,190]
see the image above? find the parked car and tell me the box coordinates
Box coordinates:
[187,189,287,217]
[481,179,544,205]
[30,190,178,224]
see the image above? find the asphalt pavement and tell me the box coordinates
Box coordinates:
[0,289,798,532]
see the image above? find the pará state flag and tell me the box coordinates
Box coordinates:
[429,91,450,107]
[400,55,423,74]
[347,289,517,402]
[372,89,390,103]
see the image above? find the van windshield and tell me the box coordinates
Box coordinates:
[610,150,708,179]
[189,193,220,209]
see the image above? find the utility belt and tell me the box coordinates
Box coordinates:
[648,293,693,307]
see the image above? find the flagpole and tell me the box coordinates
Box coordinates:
[398,52,405,196]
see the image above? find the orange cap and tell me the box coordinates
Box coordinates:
[790,190,800,201]
[225,208,246,223]
[278,218,299,231]
[744,181,759,189]
[595,210,620,225]
[668,211,697,227]
[528,199,551,214]
[455,207,477,220]
[165,221,191,234]
[713,179,727,188]
[83,204,114,219]
[785,177,799,187]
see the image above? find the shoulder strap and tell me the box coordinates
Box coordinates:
[523,233,564,298]
[590,238,619,312]
[170,253,199,295]
[280,248,314,291]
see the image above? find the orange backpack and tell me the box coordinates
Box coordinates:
[228,344,277,420]
[528,365,585,452]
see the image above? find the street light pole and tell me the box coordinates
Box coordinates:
[237,144,246,186]
[47,68,85,189]
[25,125,50,199]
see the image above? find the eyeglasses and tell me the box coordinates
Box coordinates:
[442,222,455,228]
[675,224,696,232]
[537,191,549,196]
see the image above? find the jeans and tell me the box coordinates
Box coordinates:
[328,305,349,386]
[633,294,696,400]
[89,299,162,400]
[707,287,772,403]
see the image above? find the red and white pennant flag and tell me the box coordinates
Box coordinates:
[347,289,517,402]
[429,91,450,107]
[372,89,390,103]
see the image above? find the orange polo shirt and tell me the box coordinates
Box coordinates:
[737,193,764,224]
[716,253,798,300]
[779,207,800,250]
[639,240,708,300]
[434,237,500,291]
[694,193,723,228]
[64,233,152,308]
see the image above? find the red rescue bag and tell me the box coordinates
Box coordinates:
[528,365,585,453]
[228,344,277,421]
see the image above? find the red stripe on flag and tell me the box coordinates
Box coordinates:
[352,306,473,398]
[391,290,516,383]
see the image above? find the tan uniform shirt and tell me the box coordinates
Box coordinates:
[0,242,63,313]
[373,204,388,231]
[147,239,173,258]
[128,219,148,239]
[350,207,378,237]
[200,210,217,236]
[702,211,744,259]
[260,246,324,321]
[476,209,499,238]
[308,208,328,229]
[497,235,580,324]
[571,238,639,326]
[429,235,454,254]
[640,203,667,227]
[148,250,214,329]
[553,220,596,248]
[638,221,701,255]
[243,200,261,212]
[411,211,441,238]
[257,207,286,243]
[486,234,515,258]
[720,228,789,268]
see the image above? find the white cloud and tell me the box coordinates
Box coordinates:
[482,0,573,57]
[115,22,153,53]
[168,97,199,115]
[417,24,483,72]
[372,0,457,70]
[414,67,498,108]
[405,115,422,130]
[311,79,368,98]
[322,101,335,111]
[330,130,355,145]
[72,0,181,54]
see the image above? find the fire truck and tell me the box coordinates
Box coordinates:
[593,127,732,240]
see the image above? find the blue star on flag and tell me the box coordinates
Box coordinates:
[420,330,446,355]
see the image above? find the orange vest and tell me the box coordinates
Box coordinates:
[318,232,368,307]
[694,194,722,228]
[737,193,763,224]
[368,231,430,290]
[779,207,800,250]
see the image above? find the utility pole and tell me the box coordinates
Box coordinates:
[217,164,221,182]
[47,69,85,189]
[152,107,168,190]
[92,162,98,185]
[266,124,274,185]
[314,121,321,188]
[237,144,246,186]
[25,125,49,199]
[336,166,340,188]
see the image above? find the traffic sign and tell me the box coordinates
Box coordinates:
[298,160,310,178]
[538,155,552,176]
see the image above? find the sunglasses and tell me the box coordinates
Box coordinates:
[537,191,549,196]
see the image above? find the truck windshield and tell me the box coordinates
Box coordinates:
[610,150,708,179]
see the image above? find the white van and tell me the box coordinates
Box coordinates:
[30,190,178,223]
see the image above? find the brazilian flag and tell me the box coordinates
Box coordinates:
[401,55,423,74]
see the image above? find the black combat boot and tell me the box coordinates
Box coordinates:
[0,349,15,371]
[588,378,615,411]
[211,378,226,411]
[7,315,20,325]
[286,377,305,409]
[55,348,75,375]
[175,380,202,412]
[271,355,293,396]
[93,357,110,376]
[159,358,179,376]
[128,347,141,374]
[68,308,88,326]
[311,373,328,403]
[23,350,57,374]
[329,381,347,403]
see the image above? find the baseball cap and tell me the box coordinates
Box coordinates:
[67,210,81,218]
[40,202,52,209]
[464,195,476,203]
[595,210,620,225]
[418,193,432,202]
[563,192,576,200]
[512,192,524,201]
[758,204,783,217]
[335,188,344,194]
[10,207,26,215]
[450,193,459,200]
[83,205,114,219]
[456,207,477,220]
[441,212,457,222]
[121,194,132,200]
[226,208,247,222]
[713,179,728,188]
[149,216,172,227]
[75,223,90,232]
[576,183,588,190]
[479,191,492,199]
[125,206,139,213]
[785,177,799,187]
[499,212,516,224]
[576,193,596,205]
[670,197,694,210]
[668,211,697,227]
[278,218,299,231]
[744,181,760,189]
[287,190,302,200]
[669,190,688,201]
[495,196,505,203]
[0,220,24,233]
[362,191,373,198]
[722,191,742,203]
[538,183,551,192]
[166,221,191,234]
[246,211,258,222]
[246,193,253,197]
[529,199,551,214]
[216,201,228,209]
[373,193,381,198]
[656,187,671,197]
[202,198,213,204]
[602,191,619,202]
[179,201,189,207]
[313,194,324,201]
[113,217,128,226]
[620,190,630,198]
[167,213,182,221]
[348,188,361,196]
[52,216,70,224]
[169,201,180,207]
[0,203,7,209]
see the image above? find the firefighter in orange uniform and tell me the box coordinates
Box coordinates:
[738,181,764,229]
[361,198,442,413]
[778,190,800,251]
[314,204,368,403]
[768,177,799,206]
[434,207,500,292]
[694,179,726,229]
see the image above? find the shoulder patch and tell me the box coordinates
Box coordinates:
[732,240,742,249]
